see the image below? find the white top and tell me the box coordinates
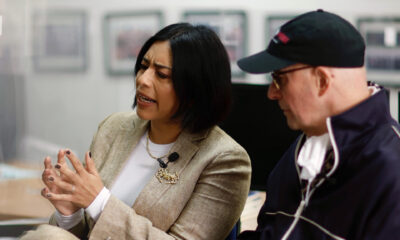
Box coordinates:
[55,131,175,229]
[111,132,173,205]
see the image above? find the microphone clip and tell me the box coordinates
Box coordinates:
[157,152,180,169]
[157,158,168,168]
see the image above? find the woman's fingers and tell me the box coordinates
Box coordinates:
[42,157,55,183]
[42,169,53,187]
[85,151,98,176]
[42,148,104,209]
[48,177,76,194]
[65,150,85,174]
[42,157,58,189]
[43,191,72,202]
[41,187,48,198]
[55,161,78,183]
[57,150,66,165]
[44,156,53,170]
[41,184,81,216]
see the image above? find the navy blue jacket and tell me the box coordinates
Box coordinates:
[239,89,400,239]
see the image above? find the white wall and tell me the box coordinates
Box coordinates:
[1,0,400,164]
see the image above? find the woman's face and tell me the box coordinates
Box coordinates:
[135,41,179,125]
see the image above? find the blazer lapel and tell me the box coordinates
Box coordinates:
[101,116,149,188]
[132,129,209,214]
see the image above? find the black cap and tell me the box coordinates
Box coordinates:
[238,9,366,73]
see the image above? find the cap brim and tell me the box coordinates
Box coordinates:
[237,50,296,74]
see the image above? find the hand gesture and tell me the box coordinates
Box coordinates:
[42,150,80,215]
[42,149,104,214]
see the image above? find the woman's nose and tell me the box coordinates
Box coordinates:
[137,68,153,87]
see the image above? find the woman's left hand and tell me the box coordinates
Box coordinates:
[45,150,104,209]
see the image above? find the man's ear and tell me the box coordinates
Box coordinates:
[315,67,332,96]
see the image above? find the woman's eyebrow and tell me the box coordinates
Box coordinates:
[142,57,171,70]
[154,63,172,70]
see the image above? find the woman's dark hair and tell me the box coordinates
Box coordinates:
[133,23,232,133]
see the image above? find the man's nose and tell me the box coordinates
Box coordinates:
[267,83,281,100]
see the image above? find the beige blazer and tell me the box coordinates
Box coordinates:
[28,112,251,240]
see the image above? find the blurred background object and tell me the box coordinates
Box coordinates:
[0,0,400,237]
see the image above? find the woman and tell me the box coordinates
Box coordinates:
[22,23,251,240]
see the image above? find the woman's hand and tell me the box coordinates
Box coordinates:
[41,150,80,215]
[42,149,104,211]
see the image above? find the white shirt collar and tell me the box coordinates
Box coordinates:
[297,133,332,182]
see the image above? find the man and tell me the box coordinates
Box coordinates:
[237,10,400,240]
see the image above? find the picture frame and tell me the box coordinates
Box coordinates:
[32,10,87,72]
[357,18,400,86]
[104,11,163,76]
[183,10,247,78]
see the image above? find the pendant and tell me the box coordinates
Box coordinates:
[156,168,179,184]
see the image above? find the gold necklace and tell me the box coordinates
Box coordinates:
[146,132,179,184]
[146,133,170,163]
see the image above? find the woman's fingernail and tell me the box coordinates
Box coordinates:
[48,176,54,182]
[55,164,61,169]
[89,152,92,158]
[46,193,52,198]
[66,150,71,155]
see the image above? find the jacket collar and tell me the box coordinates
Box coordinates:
[325,88,391,177]
[294,87,391,179]
[329,89,391,150]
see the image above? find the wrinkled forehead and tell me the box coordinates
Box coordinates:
[143,41,172,66]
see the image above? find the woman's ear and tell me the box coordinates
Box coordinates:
[315,66,333,97]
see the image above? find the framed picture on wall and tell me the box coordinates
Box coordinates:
[183,11,247,78]
[358,18,400,86]
[104,11,163,76]
[32,10,87,72]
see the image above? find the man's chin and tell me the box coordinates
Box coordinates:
[286,119,300,131]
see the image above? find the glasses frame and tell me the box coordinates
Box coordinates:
[271,66,313,90]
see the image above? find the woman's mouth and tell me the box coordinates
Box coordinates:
[138,94,156,103]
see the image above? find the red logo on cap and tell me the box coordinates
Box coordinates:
[276,32,290,44]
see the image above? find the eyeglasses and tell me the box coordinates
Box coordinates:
[271,66,313,90]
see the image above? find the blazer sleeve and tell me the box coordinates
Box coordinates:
[88,148,251,240]
[47,114,114,240]
[48,214,90,240]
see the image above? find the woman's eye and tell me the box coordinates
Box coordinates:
[157,72,169,79]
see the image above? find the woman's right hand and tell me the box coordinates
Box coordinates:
[41,150,80,216]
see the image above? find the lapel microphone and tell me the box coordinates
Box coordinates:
[168,152,179,162]
[157,152,179,168]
